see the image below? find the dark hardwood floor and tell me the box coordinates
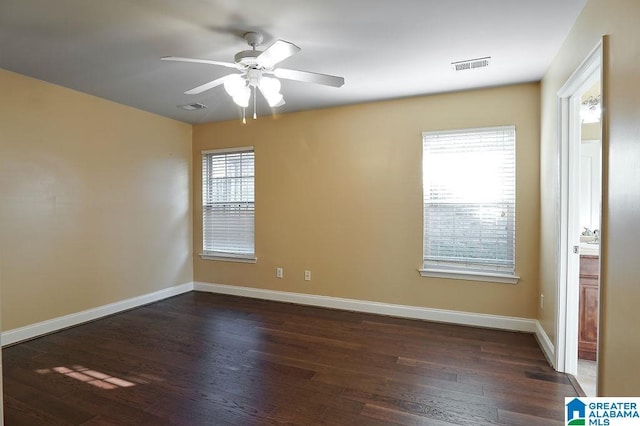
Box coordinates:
[2,292,578,425]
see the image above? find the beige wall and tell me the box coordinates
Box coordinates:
[0,69,193,331]
[540,0,640,395]
[194,83,541,319]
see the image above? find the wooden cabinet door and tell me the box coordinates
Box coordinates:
[578,255,599,361]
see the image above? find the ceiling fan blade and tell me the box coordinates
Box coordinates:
[184,75,232,95]
[257,40,301,68]
[161,56,237,69]
[273,68,345,88]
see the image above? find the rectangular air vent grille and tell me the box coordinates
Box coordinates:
[178,103,208,111]
[451,57,491,71]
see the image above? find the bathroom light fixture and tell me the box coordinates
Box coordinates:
[580,95,601,123]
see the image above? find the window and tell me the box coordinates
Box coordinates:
[421,126,518,283]
[201,147,256,262]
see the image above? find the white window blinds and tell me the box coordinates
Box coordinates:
[422,126,516,275]
[202,147,255,258]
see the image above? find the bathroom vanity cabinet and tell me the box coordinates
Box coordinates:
[579,254,600,361]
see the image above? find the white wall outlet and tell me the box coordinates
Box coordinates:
[304,270,311,281]
[276,267,283,279]
[540,293,544,309]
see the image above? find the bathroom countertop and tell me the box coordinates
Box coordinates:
[580,242,600,256]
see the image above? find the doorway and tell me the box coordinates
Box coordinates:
[556,41,604,396]
[575,80,602,396]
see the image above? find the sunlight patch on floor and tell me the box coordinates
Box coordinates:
[36,365,136,390]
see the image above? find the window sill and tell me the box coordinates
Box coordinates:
[200,253,257,263]
[419,268,520,284]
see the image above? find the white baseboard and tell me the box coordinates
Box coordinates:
[1,280,557,368]
[194,282,538,333]
[535,320,556,368]
[1,282,194,347]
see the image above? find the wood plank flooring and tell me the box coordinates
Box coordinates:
[2,292,578,425]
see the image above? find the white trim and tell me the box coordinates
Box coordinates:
[556,41,603,375]
[201,146,254,155]
[422,124,516,137]
[199,253,257,263]
[535,321,556,368]
[1,282,194,347]
[419,268,520,284]
[194,282,537,333]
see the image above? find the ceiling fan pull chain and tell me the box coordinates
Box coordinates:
[253,86,257,119]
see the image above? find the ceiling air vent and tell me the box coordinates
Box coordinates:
[178,103,208,111]
[451,57,491,71]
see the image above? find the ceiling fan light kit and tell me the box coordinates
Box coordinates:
[162,31,344,123]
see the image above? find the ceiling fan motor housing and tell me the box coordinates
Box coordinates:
[234,50,265,69]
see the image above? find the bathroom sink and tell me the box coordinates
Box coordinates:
[580,241,600,255]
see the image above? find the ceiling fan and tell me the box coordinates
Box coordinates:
[162,32,344,121]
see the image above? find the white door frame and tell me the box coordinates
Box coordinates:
[0,265,3,425]
[555,42,602,375]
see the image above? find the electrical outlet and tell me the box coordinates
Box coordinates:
[540,294,544,309]
[276,267,283,278]
[304,270,311,281]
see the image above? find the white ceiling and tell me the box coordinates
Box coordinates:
[0,0,587,124]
